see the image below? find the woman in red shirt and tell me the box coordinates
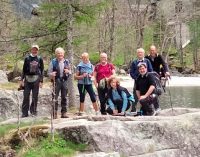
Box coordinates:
[93,52,115,115]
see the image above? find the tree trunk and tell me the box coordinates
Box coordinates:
[135,0,141,48]
[127,0,148,48]
[179,22,184,67]
[66,1,76,108]
[108,0,115,62]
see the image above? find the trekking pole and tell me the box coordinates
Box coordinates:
[50,78,56,141]
[166,77,174,115]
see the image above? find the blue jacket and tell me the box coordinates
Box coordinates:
[77,61,93,85]
[130,58,153,80]
[107,86,134,112]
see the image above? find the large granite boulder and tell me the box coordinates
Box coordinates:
[51,108,200,157]
[0,87,93,121]
[0,88,52,121]
[0,108,200,157]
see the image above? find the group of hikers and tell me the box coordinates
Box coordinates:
[19,44,170,118]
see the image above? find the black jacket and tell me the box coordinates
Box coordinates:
[21,55,44,82]
[145,54,169,76]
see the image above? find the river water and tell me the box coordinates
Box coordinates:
[159,86,200,109]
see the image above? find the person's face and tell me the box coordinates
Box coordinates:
[138,65,147,75]
[137,51,144,59]
[31,47,38,56]
[110,79,117,89]
[100,54,107,64]
[150,46,157,57]
[56,51,64,60]
[82,55,89,63]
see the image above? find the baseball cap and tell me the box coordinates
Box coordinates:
[31,44,39,50]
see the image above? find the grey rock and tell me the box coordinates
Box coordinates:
[76,152,120,157]
[0,70,8,83]
[53,109,200,157]
[0,86,97,121]
[0,88,52,121]
[11,0,43,19]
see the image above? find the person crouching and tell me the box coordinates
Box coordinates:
[135,62,159,116]
[106,76,134,116]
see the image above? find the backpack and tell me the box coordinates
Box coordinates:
[27,55,41,75]
[148,72,163,96]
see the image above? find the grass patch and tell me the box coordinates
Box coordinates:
[21,135,87,157]
[0,121,48,138]
[0,82,19,90]
[0,79,51,90]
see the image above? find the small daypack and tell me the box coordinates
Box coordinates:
[148,72,163,96]
[27,55,41,75]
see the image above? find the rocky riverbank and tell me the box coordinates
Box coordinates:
[1,108,200,157]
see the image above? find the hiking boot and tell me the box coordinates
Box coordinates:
[53,111,58,119]
[125,111,137,116]
[30,111,37,117]
[101,112,107,115]
[78,111,86,116]
[21,114,28,118]
[61,112,69,118]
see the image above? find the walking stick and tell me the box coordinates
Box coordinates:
[50,78,56,141]
[52,79,56,118]
[166,77,174,115]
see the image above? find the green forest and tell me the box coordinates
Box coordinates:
[0,0,200,72]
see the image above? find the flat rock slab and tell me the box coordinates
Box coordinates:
[1,108,200,157]
[51,108,200,157]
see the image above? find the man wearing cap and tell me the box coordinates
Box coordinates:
[135,62,158,115]
[130,48,153,111]
[20,44,44,117]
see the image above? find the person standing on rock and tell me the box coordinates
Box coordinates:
[74,52,99,116]
[20,44,44,117]
[93,52,115,115]
[48,47,71,119]
[135,62,159,116]
[130,48,153,112]
[106,76,134,116]
[145,45,170,79]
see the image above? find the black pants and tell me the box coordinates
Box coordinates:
[22,79,40,116]
[97,86,108,114]
[53,79,68,113]
[139,94,158,115]
[77,84,96,103]
[107,99,131,115]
